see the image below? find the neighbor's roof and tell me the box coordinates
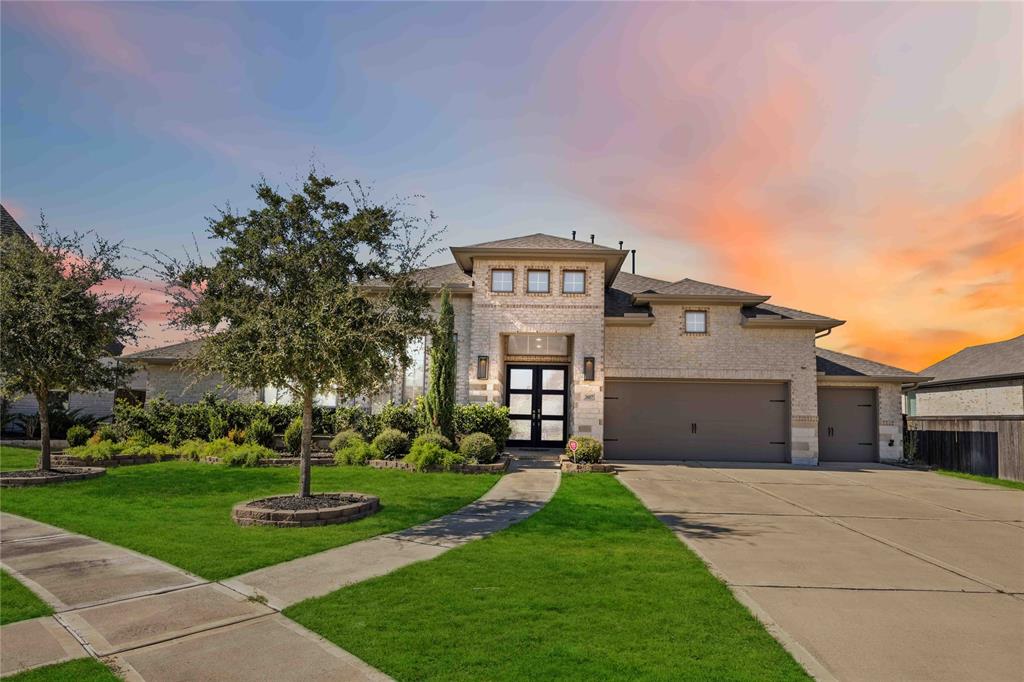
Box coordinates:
[919,335,1024,386]
[816,347,921,381]
[122,339,202,362]
[1,204,31,241]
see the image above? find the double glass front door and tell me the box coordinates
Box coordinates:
[506,365,568,447]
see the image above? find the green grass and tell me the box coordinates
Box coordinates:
[0,445,40,471]
[0,461,498,580]
[4,658,117,682]
[937,469,1024,491]
[1,569,53,625]
[287,475,810,682]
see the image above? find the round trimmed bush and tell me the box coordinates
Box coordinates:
[66,425,91,448]
[403,441,464,471]
[330,429,364,453]
[335,439,373,466]
[565,435,603,463]
[371,427,410,460]
[284,417,303,455]
[246,417,274,447]
[94,424,118,443]
[412,432,454,452]
[459,432,497,464]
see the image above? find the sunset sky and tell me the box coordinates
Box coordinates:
[2,2,1021,370]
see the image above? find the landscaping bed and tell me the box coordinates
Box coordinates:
[52,452,175,468]
[559,456,616,474]
[0,466,105,487]
[232,492,379,527]
[369,454,510,474]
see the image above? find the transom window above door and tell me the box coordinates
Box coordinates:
[527,269,550,293]
[491,269,514,292]
[562,270,585,293]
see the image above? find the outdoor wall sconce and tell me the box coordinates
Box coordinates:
[583,356,595,381]
[477,356,489,380]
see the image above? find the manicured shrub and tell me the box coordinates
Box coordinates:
[65,440,121,461]
[454,403,511,452]
[94,423,120,443]
[371,427,410,460]
[330,429,364,453]
[208,413,229,440]
[412,432,454,452]
[284,417,304,455]
[220,444,275,467]
[403,441,464,472]
[227,427,246,445]
[246,417,274,447]
[378,402,419,436]
[66,425,90,448]
[178,439,207,461]
[459,432,497,464]
[565,435,603,463]
[335,439,373,466]
[203,437,237,459]
[168,403,211,445]
[333,406,376,439]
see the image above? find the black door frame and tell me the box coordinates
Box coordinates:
[505,365,568,448]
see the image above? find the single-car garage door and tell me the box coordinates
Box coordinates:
[817,387,877,462]
[604,381,789,462]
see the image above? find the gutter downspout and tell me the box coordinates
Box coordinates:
[815,328,832,340]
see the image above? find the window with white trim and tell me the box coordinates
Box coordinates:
[562,270,585,293]
[684,310,707,334]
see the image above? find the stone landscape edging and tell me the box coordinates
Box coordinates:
[559,456,616,473]
[368,454,511,474]
[232,493,380,527]
[0,467,106,488]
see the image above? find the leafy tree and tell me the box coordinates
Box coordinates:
[158,173,440,496]
[0,218,141,470]
[422,287,456,440]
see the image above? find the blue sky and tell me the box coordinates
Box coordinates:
[2,2,1021,366]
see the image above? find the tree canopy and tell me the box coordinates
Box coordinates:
[0,218,141,469]
[159,173,441,495]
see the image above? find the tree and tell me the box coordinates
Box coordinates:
[423,287,456,441]
[0,218,141,470]
[159,173,440,497]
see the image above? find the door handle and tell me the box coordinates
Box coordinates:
[690,422,697,434]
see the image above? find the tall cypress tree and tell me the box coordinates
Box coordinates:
[424,287,456,440]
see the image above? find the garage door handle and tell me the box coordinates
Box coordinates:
[690,422,697,434]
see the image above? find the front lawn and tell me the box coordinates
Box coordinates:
[4,659,116,682]
[1,569,53,625]
[0,446,40,471]
[937,469,1024,491]
[286,475,809,681]
[0,461,498,580]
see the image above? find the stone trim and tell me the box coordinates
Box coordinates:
[232,493,380,527]
[559,456,616,473]
[367,455,511,474]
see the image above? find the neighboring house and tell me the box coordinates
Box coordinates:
[116,233,924,465]
[1,204,31,241]
[905,335,1024,417]
[120,341,259,405]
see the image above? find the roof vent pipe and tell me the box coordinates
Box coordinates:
[571,230,576,240]
[618,240,623,250]
[590,234,595,244]
[631,249,636,274]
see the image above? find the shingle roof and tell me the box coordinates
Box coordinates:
[610,271,673,295]
[919,334,1024,385]
[651,277,766,299]
[743,302,839,322]
[122,339,203,362]
[409,263,472,289]
[457,233,620,251]
[816,348,919,378]
[1,204,31,241]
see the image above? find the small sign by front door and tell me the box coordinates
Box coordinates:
[568,439,578,453]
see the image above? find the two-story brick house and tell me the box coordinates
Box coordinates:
[126,232,921,465]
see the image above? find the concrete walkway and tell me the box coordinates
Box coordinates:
[617,461,1024,682]
[0,460,559,679]
[223,459,560,609]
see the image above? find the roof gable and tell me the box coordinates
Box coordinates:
[457,233,619,251]
[816,347,920,379]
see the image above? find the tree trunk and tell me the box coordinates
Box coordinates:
[299,388,313,498]
[36,389,51,471]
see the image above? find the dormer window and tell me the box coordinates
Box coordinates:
[562,270,586,293]
[527,269,550,293]
[491,269,514,292]
[685,310,707,334]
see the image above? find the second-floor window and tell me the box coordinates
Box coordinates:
[527,269,550,293]
[562,270,585,293]
[491,269,514,292]
[685,310,708,334]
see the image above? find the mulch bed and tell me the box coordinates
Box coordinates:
[0,467,106,487]
[232,492,380,527]
[368,455,510,474]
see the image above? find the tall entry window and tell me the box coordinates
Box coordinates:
[403,337,427,402]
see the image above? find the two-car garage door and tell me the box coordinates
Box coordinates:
[604,381,789,462]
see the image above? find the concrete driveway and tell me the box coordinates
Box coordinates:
[616,462,1024,682]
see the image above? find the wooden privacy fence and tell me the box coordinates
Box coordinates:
[904,416,1024,482]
